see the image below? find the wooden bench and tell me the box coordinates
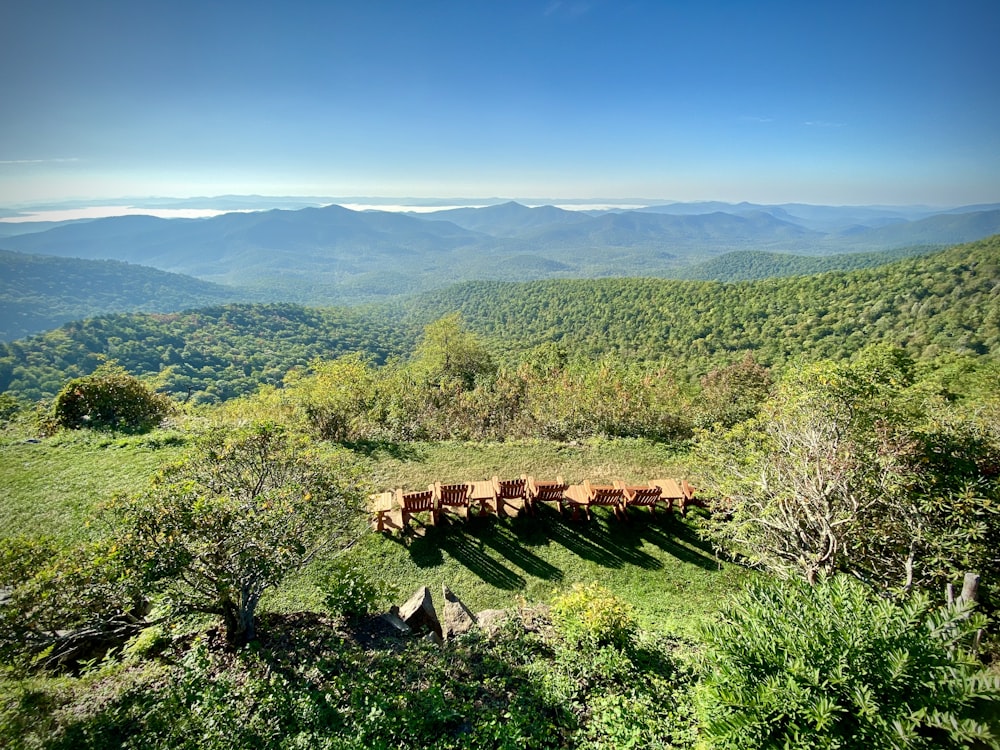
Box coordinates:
[399,488,437,528]
[432,481,471,520]
[614,481,664,517]
[565,479,625,521]
[492,475,527,517]
[525,475,567,516]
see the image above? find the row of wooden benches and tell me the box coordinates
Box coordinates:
[369,475,699,532]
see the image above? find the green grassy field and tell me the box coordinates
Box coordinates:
[0,429,751,637]
[296,508,753,639]
[0,430,189,542]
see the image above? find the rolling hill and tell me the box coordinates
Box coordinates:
[671,245,940,281]
[0,249,254,341]
[2,235,997,404]
[3,201,999,310]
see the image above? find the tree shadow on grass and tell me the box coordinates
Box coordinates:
[633,514,720,571]
[539,509,663,571]
[343,440,425,462]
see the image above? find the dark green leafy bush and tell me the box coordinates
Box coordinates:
[112,423,366,645]
[697,574,1000,750]
[52,363,172,433]
[0,536,144,671]
[316,559,395,619]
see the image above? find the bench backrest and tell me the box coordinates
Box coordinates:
[400,489,434,511]
[436,483,470,507]
[623,485,661,506]
[531,480,567,501]
[587,482,624,506]
[493,476,526,499]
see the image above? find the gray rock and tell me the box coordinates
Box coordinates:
[441,585,476,640]
[380,610,412,635]
[474,609,511,637]
[398,585,441,637]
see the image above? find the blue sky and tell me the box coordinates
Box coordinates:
[2,0,998,207]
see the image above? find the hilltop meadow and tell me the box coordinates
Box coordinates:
[1,237,1000,748]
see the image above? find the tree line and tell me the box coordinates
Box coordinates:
[2,235,996,406]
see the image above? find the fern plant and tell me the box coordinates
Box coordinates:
[696,574,1000,749]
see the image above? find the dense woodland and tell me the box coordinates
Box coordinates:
[401,236,1000,366]
[671,244,938,281]
[0,241,940,344]
[1,236,999,748]
[0,249,253,341]
[1,236,997,404]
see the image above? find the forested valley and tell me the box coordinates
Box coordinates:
[1,236,999,749]
[2,235,997,405]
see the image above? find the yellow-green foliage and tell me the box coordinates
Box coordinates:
[551,582,637,649]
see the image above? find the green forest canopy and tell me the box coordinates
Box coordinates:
[1,235,997,403]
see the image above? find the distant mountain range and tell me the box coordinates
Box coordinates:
[1,199,998,341]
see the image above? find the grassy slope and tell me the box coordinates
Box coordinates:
[0,430,750,637]
[0,431,188,542]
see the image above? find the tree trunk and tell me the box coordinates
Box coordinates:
[222,602,256,645]
[959,572,980,605]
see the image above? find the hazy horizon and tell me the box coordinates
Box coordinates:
[4,194,994,225]
[2,1,998,207]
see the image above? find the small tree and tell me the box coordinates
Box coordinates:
[412,313,495,391]
[280,353,378,441]
[698,357,920,585]
[113,423,366,644]
[698,346,1000,593]
[53,362,172,433]
[697,352,773,428]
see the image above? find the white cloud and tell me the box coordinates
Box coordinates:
[0,158,80,165]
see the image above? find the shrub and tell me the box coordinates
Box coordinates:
[52,363,172,433]
[316,559,395,619]
[551,582,637,650]
[696,574,1000,750]
[112,423,366,645]
[0,392,22,424]
[0,536,145,671]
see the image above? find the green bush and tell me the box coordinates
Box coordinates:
[316,559,395,619]
[551,582,637,650]
[0,536,143,671]
[696,574,1000,750]
[0,392,23,424]
[52,363,172,433]
[112,423,366,645]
